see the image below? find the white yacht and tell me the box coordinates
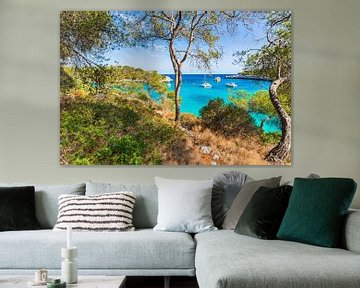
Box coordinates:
[201,82,212,88]
[226,82,237,88]
[163,76,173,82]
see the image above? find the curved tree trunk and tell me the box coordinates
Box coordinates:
[265,77,291,163]
[174,68,182,122]
[169,40,182,123]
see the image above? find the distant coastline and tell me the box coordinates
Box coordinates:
[161,73,272,82]
[225,74,272,81]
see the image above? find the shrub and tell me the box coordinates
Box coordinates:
[258,130,282,144]
[60,92,185,165]
[180,113,201,130]
[199,98,255,137]
[96,135,146,165]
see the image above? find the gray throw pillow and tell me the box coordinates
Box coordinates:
[212,171,251,228]
[222,177,281,230]
[0,183,85,228]
[283,173,320,186]
[153,177,217,233]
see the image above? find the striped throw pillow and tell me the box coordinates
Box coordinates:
[53,192,136,231]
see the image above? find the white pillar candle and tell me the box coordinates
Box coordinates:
[67,225,72,249]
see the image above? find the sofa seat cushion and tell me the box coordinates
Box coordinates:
[195,230,360,288]
[0,229,195,270]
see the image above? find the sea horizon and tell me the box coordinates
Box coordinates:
[160,72,241,75]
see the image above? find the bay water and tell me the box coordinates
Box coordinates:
[152,74,281,133]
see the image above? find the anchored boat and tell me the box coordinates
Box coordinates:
[201,82,212,88]
[226,82,237,88]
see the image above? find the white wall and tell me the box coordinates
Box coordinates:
[0,0,359,208]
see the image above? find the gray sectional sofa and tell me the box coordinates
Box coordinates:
[0,181,360,288]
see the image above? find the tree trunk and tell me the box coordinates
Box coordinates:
[174,69,182,122]
[169,41,182,123]
[265,78,291,163]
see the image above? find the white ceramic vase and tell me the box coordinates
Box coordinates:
[61,247,78,284]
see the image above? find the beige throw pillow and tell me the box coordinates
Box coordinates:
[222,177,281,230]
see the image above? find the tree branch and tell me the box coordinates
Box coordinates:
[180,12,208,64]
[267,13,291,47]
[62,40,102,68]
[146,11,173,24]
[172,11,183,36]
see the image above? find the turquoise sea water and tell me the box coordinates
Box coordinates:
[151,74,281,134]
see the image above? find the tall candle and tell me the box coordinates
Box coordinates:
[67,225,72,249]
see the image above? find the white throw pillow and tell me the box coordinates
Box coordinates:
[153,177,217,233]
[53,192,135,231]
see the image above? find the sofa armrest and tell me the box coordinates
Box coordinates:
[342,209,360,253]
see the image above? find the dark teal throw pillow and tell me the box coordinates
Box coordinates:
[277,178,357,247]
[0,186,41,231]
[235,185,292,240]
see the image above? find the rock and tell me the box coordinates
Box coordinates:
[211,161,217,166]
[212,154,220,161]
[201,146,212,154]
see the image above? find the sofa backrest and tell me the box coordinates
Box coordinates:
[86,181,158,229]
[0,183,86,228]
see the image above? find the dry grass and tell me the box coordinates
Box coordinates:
[187,125,271,165]
[156,111,273,165]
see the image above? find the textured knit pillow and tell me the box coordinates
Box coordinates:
[222,177,281,230]
[53,192,136,231]
[235,185,292,239]
[277,178,357,247]
[86,181,158,229]
[0,186,41,231]
[212,171,251,228]
[154,177,216,233]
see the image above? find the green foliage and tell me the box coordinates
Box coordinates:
[228,90,252,110]
[60,93,184,165]
[60,65,167,98]
[97,135,146,165]
[200,98,255,137]
[248,91,291,116]
[145,71,167,95]
[229,89,291,117]
[258,130,282,145]
[60,11,118,65]
[233,11,291,96]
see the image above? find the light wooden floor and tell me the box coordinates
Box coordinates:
[126,276,199,288]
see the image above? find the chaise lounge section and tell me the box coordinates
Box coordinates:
[195,214,360,288]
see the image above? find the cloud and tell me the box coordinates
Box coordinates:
[152,43,167,53]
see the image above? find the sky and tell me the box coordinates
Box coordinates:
[105,11,269,74]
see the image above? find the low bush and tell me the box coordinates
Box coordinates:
[180,113,201,130]
[60,93,184,165]
[199,98,255,137]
